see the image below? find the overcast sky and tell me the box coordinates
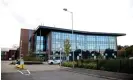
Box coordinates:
[0,0,133,48]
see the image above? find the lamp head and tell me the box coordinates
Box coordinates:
[63,8,67,11]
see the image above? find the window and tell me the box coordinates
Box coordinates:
[37,36,40,40]
[51,31,117,53]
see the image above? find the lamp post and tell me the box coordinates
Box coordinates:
[20,40,22,59]
[63,8,75,68]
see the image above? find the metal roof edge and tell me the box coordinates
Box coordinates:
[37,26,126,36]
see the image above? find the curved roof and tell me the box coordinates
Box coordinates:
[34,25,126,36]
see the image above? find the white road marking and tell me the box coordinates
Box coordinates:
[24,69,31,75]
[27,69,31,74]
[17,70,23,74]
[17,69,31,75]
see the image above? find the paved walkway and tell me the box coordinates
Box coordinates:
[60,67,133,80]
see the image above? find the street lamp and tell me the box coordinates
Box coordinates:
[63,8,75,68]
[63,8,67,11]
[20,40,22,59]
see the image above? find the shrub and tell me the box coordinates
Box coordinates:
[83,62,97,69]
[120,59,133,73]
[83,59,97,63]
[62,61,97,69]
[77,61,83,68]
[101,60,120,72]
[89,62,97,69]
[98,59,133,73]
[10,61,43,65]
[24,61,43,64]
[23,56,43,61]
[62,59,133,74]
[62,61,77,67]
[98,60,107,69]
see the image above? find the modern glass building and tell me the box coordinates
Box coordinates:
[30,26,125,60]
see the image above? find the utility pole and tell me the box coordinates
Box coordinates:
[20,40,22,59]
[63,8,74,68]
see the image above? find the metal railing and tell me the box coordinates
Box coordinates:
[74,59,133,74]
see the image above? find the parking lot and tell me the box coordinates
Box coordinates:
[1,61,111,80]
[1,61,61,73]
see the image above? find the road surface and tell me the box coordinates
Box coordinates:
[1,61,118,80]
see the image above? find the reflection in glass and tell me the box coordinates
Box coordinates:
[51,32,117,54]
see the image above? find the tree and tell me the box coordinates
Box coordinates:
[117,45,123,50]
[125,45,133,57]
[91,51,100,57]
[104,48,116,59]
[28,49,32,55]
[117,45,133,58]
[28,49,35,57]
[83,50,90,59]
[117,47,126,58]
[64,39,71,61]
[86,50,91,59]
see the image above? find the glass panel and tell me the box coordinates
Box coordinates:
[51,31,117,53]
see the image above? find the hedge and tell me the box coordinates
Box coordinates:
[10,61,43,65]
[62,61,77,67]
[24,61,43,64]
[23,56,43,61]
[62,61,97,69]
[62,59,133,74]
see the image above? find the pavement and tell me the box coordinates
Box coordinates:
[1,61,133,80]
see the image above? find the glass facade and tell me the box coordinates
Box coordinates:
[28,30,33,51]
[35,36,44,54]
[51,31,117,53]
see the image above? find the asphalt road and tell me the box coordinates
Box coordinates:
[2,61,132,80]
[2,61,109,80]
[2,70,109,80]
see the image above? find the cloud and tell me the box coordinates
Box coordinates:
[11,12,25,24]
[0,0,133,48]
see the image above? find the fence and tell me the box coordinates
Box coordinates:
[65,59,133,74]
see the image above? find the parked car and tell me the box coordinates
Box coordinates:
[129,57,133,59]
[48,59,62,65]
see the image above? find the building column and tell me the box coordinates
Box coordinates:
[115,37,117,51]
[40,29,41,55]
[95,36,97,51]
[108,37,110,49]
[34,33,37,53]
